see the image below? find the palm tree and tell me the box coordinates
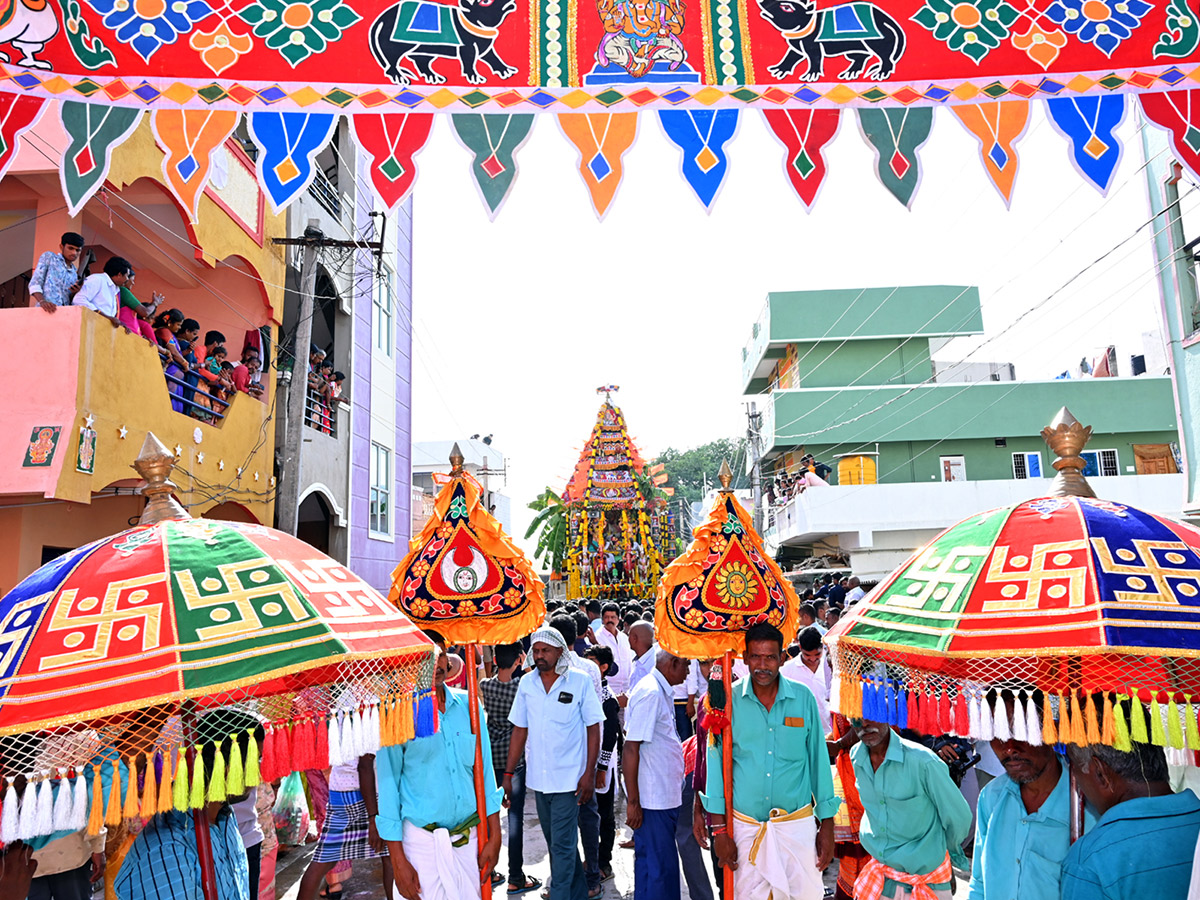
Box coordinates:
[525,488,568,575]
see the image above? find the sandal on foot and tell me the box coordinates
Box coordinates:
[507,876,542,896]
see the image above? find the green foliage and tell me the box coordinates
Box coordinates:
[525,488,568,574]
[654,438,748,505]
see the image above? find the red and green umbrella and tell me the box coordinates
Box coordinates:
[827,409,1200,754]
[0,434,435,849]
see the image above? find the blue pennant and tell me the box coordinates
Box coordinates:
[658,109,740,210]
[1046,96,1127,195]
[248,112,340,213]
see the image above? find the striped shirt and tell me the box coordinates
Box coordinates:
[480,673,523,768]
[114,809,249,900]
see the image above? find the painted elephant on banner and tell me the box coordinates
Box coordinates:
[757,0,906,81]
[0,0,58,69]
[370,0,518,85]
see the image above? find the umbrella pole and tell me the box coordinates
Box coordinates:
[722,649,734,900]
[465,643,493,900]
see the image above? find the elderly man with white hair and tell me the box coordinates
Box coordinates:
[505,625,605,900]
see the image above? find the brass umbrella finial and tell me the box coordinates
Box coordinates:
[718,459,733,491]
[449,442,465,476]
[133,432,189,525]
[1041,406,1096,498]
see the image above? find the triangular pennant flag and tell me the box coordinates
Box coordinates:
[1045,95,1127,195]
[450,113,535,220]
[390,445,545,644]
[59,101,143,218]
[247,111,340,213]
[558,113,638,219]
[1141,90,1200,182]
[761,108,840,210]
[151,109,240,222]
[857,107,934,209]
[0,95,45,185]
[658,109,739,211]
[350,113,434,212]
[950,101,1030,207]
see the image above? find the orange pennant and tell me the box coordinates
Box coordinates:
[558,113,638,219]
[949,101,1030,208]
[151,109,240,222]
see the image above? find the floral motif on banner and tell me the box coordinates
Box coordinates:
[912,0,1021,62]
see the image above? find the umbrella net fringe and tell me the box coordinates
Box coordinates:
[830,641,1200,756]
[0,648,434,844]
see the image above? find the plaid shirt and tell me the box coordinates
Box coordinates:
[480,673,523,770]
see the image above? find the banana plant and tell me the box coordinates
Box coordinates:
[525,487,568,575]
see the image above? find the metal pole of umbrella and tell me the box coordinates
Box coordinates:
[465,643,493,900]
[194,804,219,900]
[721,649,734,900]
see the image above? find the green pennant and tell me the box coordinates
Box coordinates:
[59,101,142,217]
[857,106,934,209]
[450,113,535,220]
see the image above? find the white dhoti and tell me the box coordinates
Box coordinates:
[731,806,823,900]
[397,819,481,900]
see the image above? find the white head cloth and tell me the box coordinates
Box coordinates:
[530,625,571,675]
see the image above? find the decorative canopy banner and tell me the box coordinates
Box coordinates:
[390,444,545,645]
[0,0,1198,113]
[655,465,799,658]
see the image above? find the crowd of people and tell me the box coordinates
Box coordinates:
[31,232,267,418]
[766,455,834,506]
[306,346,346,436]
[9,588,1200,900]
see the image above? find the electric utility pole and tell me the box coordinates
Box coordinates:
[276,221,322,535]
[746,401,764,535]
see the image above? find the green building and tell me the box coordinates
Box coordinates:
[743,285,1182,578]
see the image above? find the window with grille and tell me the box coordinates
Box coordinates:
[1081,449,1120,478]
[373,272,393,357]
[370,443,391,535]
[1012,452,1043,479]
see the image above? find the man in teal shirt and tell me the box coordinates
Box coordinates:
[968,694,1077,900]
[375,631,503,900]
[701,622,838,900]
[1063,738,1200,899]
[851,718,972,900]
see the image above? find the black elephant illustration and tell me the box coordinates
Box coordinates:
[370,0,518,86]
[757,0,906,81]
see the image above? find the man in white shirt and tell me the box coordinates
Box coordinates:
[624,649,690,900]
[624,621,657,705]
[595,603,633,696]
[73,257,130,328]
[506,625,604,900]
[781,626,831,734]
[845,577,866,605]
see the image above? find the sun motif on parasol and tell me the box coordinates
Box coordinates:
[714,562,758,608]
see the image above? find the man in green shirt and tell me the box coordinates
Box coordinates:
[851,718,972,900]
[701,622,838,900]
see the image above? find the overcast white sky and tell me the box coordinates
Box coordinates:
[408,104,1178,552]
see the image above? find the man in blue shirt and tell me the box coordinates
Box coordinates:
[967,693,1074,900]
[1063,737,1200,900]
[505,624,604,900]
[375,630,503,900]
[114,805,248,900]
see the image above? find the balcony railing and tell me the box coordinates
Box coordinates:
[163,367,228,422]
[307,167,342,219]
[305,390,338,438]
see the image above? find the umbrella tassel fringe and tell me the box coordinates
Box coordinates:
[278,725,294,780]
[122,756,140,821]
[35,779,54,838]
[70,773,87,832]
[174,752,190,812]
[140,753,157,820]
[105,762,123,826]
[1114,695,1132,752]
[1012,692,1028,743]
[260,727,278,785]
[157,752,174,816]
[979,692,994,741]
[993,695,1011,742]
[1,781,17,844]
[1130,694,1149,744]
[1025,694,1042,747]
[328,714,343,768]
[1186,698,1200,751]
[87,766,104,837]
[1102,694,1115,747]
[1168,696,1185,750]
[315,717,329,770]
[246,730,262,787]
[209,742,227,802]
[17,783,36,841]
[968,692,981,740]
[1085,694,1101,746]
[228,737,245,797]
[1070,693,1087,747]
[1042,693,1058,746]
[938,689,952,735]
[403,693,416,744]
[340,713,355,765]
[1150,695,1167,747]
[190,753,206,810]
[53,769,73,833]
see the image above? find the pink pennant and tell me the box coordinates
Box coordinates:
[761,109,840,211]
[350,113,434,212]
[1141,90,1200,182]
[0,94,46,184]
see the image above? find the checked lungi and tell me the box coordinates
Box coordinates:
[312,790,386,863]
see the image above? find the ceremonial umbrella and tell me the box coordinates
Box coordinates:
[655,461,800,896]
[0,434,436,898]
[389,443,545,899]
[826,408,1200,835]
